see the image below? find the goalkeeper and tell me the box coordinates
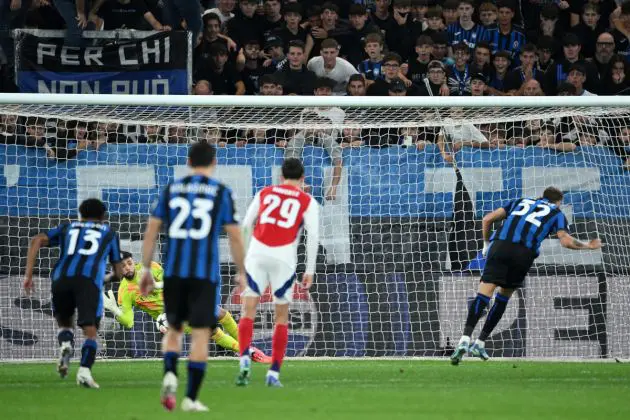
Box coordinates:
[102,251,270,363]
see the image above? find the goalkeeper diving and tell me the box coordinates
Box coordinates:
[102,251,270,363]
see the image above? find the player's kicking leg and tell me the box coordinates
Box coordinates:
[236,294,260,386]
[179,279,221,412]
[51,279,77,379]
[451,282,497,366]
[161,324,182,411]
[75,283,101,388]
[469,287,514,360]
[76,324,100,388]
[265,303,289,388]
[55,317,74,379]
[181,327,211,412]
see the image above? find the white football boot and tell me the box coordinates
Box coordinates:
[76,367,100,389]
[181,397,209,412]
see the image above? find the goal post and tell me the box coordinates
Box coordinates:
[1,94,629,361]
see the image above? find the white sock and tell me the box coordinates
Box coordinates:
[458,335,470,346]
[239,355,250,369]
[78,366,91,376]
[266,370,279,379]
[475,339,485,348]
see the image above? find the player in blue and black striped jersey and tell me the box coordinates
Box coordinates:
[450,187,602,365]
[23,198,124,388]
[140,142,246,413]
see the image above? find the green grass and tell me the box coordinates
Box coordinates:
[1,360,629,419]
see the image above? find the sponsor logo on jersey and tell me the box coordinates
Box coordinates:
[225,283,318,356]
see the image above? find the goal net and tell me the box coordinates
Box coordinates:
[1,95,629,361]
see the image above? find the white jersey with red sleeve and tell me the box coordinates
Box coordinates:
[242,184,319,274]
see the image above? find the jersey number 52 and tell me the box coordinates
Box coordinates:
[511,199,551,227]
[260,194,301,228]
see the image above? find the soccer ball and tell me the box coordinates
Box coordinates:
[156,313,169,334]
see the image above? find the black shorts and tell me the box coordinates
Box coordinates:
[481,240,536,289]
[163,277,220,329]
[51,277,102,328]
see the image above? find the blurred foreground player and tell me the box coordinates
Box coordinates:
[23,198,124,388]
[450,187,602,365]
[237,158,320,387]
[140,142,246,411]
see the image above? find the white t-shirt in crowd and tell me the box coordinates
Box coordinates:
[307,56,359,95]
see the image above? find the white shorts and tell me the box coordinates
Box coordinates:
[244,255,296,304]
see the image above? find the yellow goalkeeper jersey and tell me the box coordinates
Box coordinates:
[116,262,164,328]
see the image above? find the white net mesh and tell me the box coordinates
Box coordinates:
[1,97,630,360]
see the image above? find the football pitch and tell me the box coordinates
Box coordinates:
[1,360,629,419]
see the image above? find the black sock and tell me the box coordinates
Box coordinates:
[479,293,510,341]
[463,293,491,337]
[186,361,207,401]
[57,329,74,347]
[80,339,97,369]
[164,351,179,376]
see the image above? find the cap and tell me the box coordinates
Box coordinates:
[388,78,407,93]
[471,72,488,83]
[264,35,283,50]
[563,33,581,47]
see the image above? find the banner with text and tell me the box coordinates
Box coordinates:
[16,32,190,94]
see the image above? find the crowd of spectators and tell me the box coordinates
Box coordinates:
[2,1,630,169]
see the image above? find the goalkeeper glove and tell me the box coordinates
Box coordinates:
[102,290,122,317]
[482,241,490,257]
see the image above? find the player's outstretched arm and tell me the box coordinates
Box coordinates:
[140,217,162,296]
[557,231,602,250]
[102,289,135,328]
[23,233,49,295]
[115,283,136,328]
[225,224,247,289]
[481,208,507,255]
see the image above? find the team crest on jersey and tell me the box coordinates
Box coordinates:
[225,283,318,356]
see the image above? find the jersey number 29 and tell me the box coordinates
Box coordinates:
[260,194,301,228]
